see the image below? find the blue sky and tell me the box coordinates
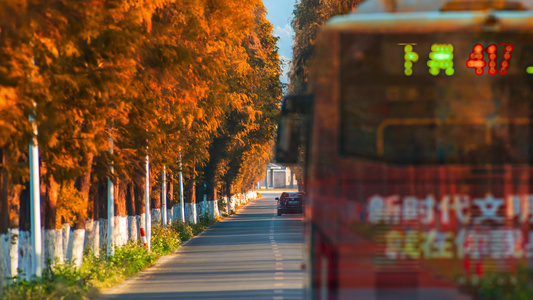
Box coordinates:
[262,0,297,83]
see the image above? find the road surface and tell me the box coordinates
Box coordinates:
[98,191,305,300]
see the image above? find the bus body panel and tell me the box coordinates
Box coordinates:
[305,9,533,300]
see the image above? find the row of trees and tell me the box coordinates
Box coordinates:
[286,0,361,183]
[0,0,281,235]
[289,0,361,94]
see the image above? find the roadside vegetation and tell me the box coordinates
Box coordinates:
[0,215,217,300]
[458,268,533,300]
[0,0,280,280]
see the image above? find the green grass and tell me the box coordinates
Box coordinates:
[460,267,533,300]
[1,215,219,300]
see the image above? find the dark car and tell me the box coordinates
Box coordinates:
[276,191,304,216]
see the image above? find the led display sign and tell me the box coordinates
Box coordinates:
[335,33,533,80]
[399,42,518,76]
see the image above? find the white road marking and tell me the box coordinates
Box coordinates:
[274,289,283,293]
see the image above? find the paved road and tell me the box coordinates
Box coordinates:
[98,191,305,300]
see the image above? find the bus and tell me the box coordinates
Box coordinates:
[276,1,533,299]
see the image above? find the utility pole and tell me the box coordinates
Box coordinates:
[29,100,42,278]
[107,134,114,257]
[162,166,167,227]
[145,153,151,250]
[179,149,185,222]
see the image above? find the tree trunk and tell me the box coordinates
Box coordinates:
[134,178,145,215]
[195,181,204,216]
[42,169,60,267]
[93,177,107,253]
[0,148,7,286]
[86,175,101,256]
[168,173,174,207]
[126,182,136,217]
[151,174,161,224]
[185,168,197,223]
[18,183,31,280]
[43,173,58,230]
[114,180,127,246]
[74,153,93,230]
[134,177,146,239]
[0,147,8,235]
[126,182,137,242]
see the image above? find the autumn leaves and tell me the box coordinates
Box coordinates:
[0,0,281,232]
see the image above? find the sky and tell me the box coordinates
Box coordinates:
[262,0,297,84]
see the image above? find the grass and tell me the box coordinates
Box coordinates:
[458,267,533,300]
[0,215,218,300]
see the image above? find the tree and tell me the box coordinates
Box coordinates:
[290,0,361,94]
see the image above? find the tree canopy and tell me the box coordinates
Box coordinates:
[0,0,281,231]
[289,0,361,94]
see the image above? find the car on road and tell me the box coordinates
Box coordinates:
[276,191,304,216]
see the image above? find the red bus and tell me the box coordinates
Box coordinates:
[276,1,533,299]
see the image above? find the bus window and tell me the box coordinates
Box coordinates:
[339,33,533,165]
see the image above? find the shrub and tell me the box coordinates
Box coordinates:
[171,221,194,241]
[459,268,533,300]
[80,242,157,290]
[199,214,217,227]
[1,263,97,300]
[0,215,217,300]
[151,225,181,255]
[217,199,226,212]
[191,215,217,235]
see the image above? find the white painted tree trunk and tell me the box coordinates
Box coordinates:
[43,229,58,267]
[195,202,204,221]
[54,229,64,264]
[18,230,31,280]
[151,208,161,224]
[230,195,237,210]
[62,224,70,259]
[85,219,94,252]
[185,203,197,224]
[67,229,85,267]
[99,219,107,251]
[7,229,18,279]
[0,233,6,286]
[85,219,99,256]
[207,200,219,219]
[128,216,138,242]
[172,205,184,222]
[137,214,145,239]
[114,216,128,247]
[167,209,173,226]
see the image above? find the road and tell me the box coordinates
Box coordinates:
[98,191,305,300]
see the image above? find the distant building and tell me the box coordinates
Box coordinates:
[257,163,297,189]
